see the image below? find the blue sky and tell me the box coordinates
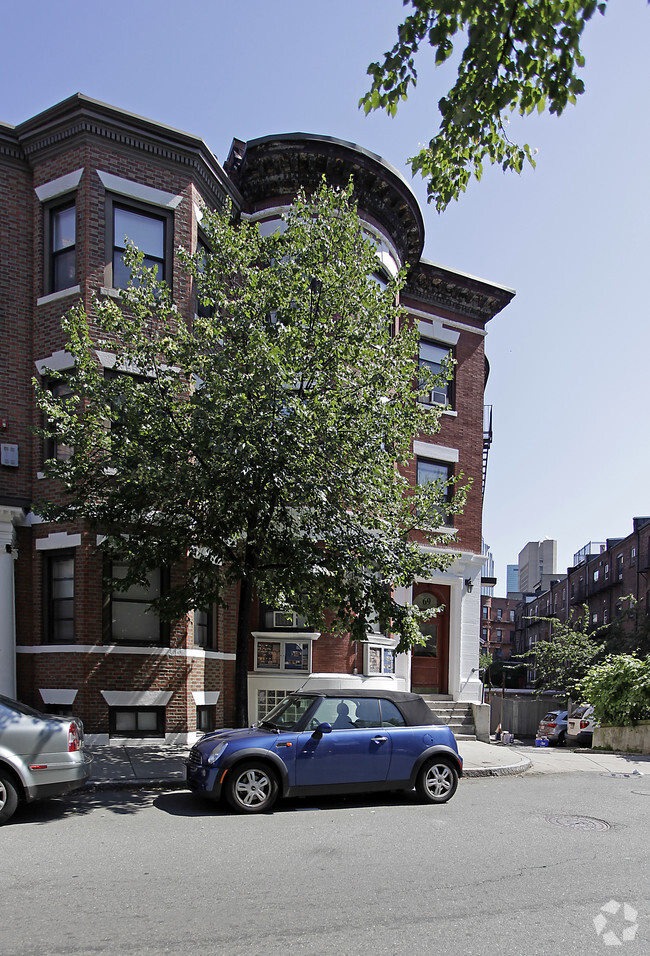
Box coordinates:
[3,0,649,588]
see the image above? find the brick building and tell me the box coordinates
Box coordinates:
[480,596,518,661]
[514,517,650,669]
[0,95,514,742]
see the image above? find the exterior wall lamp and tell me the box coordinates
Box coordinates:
[465,578,474,592]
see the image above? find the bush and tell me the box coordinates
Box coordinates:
[579,654,650,727]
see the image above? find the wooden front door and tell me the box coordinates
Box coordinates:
[411,586,450,694]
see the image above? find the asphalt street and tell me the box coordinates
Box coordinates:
[2,771,649,956]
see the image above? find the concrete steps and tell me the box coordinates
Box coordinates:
[419,695,477,740]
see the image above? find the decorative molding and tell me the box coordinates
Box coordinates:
[36,286,81,307]
[417,318,460,346]
[39,688,78,705]
[35,532,82,551]
[35,168,83,202]
[16,644,236,661]
[413,440,459,463]
[191,691,221,706]
[97,170,182,209]
[100,689,173,707]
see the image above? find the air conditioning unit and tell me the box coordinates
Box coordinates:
[273,611,295,628]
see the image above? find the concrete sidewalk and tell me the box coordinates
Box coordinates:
[84,738,648,790]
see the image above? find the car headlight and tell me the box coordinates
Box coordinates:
[207,742,227,766]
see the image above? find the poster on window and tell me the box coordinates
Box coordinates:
[368,647,381,673]
[383,649,395,673]
[257,641,281,668]
[284,642,307,670]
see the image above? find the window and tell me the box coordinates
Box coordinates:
[592,612,598,624]
[616,554,624,581]
[366,645,395,675]
[416,458,453,525]
[109,707,164,738]
[379,699,406,727]
[194,607,216,648]
[255,639,309,671]
[496,630,502,642]
[603,607,608,625]
[605,563,609,579]
[49,202,76,292]
[631,547,637,567]
[482,605,488,620]
[509,610,515,622]
[43,380,74,463]
[106,562,168,644]
[107,198,171,289]
[593,569,599,583]
[257,688,293,720]
[196,705,214,733]
[44,552,74,642]
[481,626,488,641]
[309,696,382,730]
[419,339,454,407]
[496,608,502,620]
[195,237,214,318]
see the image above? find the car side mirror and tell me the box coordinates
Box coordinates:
[312,722,332,739]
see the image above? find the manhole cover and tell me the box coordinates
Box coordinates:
[545,814,610,831]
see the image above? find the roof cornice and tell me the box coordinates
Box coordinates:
[405,258,515,323]
[7,94,243,210]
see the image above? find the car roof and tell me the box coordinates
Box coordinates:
[290,688,443,726]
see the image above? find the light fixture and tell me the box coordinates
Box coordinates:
[465,578,474,592]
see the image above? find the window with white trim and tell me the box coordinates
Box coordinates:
[44,551,75,643]
[255,639,310,672]
[48,201,76,293]
[419,338,454,408]
[366,645,395,675]
[106,562,168,645]
[106,196,172,289]
[416,458,453,526]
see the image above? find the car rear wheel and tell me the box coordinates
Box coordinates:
[224,762,279,814]
[0,771,19,825]
[416,757,459,804]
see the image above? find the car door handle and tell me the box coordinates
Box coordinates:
[372,736,388,744]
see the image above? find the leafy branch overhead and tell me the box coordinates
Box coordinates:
[361,0,613,211]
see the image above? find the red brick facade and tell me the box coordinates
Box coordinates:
[0,97,513,740]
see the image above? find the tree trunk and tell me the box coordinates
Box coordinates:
[234,575,253,727]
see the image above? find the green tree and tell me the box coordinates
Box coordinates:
[579,654,650,726]
[36,181,466,726]
[522,605,605,699]
[361,0,616,211]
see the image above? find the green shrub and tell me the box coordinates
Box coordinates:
[579,654,650,727]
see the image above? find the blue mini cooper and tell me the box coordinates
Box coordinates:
[186,689,463,813]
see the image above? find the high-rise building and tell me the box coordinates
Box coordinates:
[518,540,557,593]
[506,564,519,596]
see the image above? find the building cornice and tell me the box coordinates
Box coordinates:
[5,94,243,211]
[405,258,515,324]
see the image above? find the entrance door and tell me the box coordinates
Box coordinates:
[411,587,450,694]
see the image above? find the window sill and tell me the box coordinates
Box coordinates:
[37,285,81,306]
[99,286,122,300]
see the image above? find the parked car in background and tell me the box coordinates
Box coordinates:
[537,710,568,746]
[186,689,463,813]
[0,695,92,824]
[567,705,596,747]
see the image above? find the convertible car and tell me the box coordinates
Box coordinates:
[186,689,463,813]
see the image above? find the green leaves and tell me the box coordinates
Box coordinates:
[38,180,461,648]
[360,0,613,211]
[523,605,605,697]
[580,654,650,726]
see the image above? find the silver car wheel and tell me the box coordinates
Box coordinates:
[224,762,279,813]
[416,757,459,804]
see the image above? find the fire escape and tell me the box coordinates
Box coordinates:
[482,405,493,498]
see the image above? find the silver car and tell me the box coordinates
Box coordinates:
[0,695,92,824]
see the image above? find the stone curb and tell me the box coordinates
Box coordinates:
[83,778,188,793]
[463,755,531,778]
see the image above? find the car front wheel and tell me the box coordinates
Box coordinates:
[0,771,19,825]
[224,762,279,814]
[416,757,459,804]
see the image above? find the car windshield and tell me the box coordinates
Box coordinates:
[259,695,317,731]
